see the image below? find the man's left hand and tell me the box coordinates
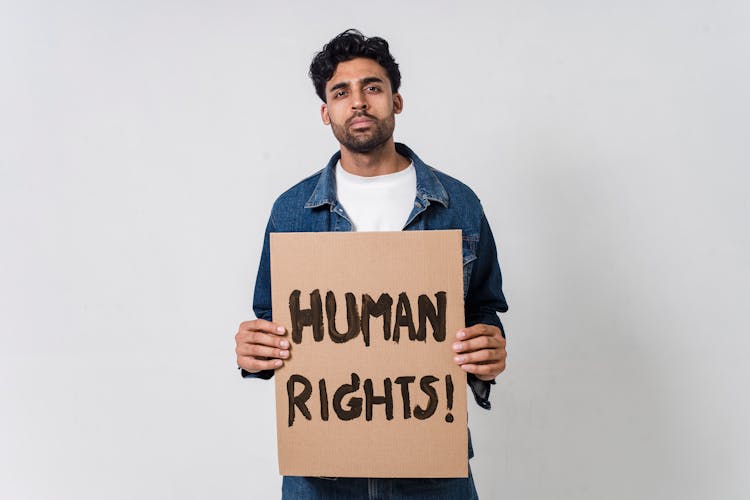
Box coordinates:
[452,324,507,381]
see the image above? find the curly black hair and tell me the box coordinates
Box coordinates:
[309,29,401,102]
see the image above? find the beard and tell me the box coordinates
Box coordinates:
[330,112,395,154]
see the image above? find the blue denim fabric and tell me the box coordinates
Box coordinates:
[242,143,507,496]
[281,470,479,500]
[244,143,508,409]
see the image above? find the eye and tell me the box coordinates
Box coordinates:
[365,85,381,93]
[333,89,348,99]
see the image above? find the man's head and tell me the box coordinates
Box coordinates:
[310,30,403,154]
[309,29,401,103]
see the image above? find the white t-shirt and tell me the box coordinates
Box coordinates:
[335,161,417,232]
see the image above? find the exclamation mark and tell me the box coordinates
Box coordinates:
[445,374,454,423]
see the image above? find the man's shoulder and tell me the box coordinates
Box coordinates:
[271,169,324,211]
[434,168,480,199]
[265,168,332,232]
[422,163,483,209]
[398,143,482,208]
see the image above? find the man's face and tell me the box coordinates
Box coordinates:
[321,57,403,154]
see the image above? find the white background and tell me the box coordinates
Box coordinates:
[2,1,749,498]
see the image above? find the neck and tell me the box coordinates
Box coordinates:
[339,139,410,177]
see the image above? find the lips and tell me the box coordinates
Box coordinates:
[349,116,375,128]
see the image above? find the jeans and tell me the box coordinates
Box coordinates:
[281,469,479,499]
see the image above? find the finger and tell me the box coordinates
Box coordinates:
[455,324,499,341]
[238,331,291,350]
[460,360,504,380]
[237,343,290,360]
[238,356,285,372]
[453,348,499,365]
[239,319,287,335]
[452,335,501,354]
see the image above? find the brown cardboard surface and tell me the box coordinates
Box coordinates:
[270,230,467,478]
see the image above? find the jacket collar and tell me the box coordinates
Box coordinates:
[304,142,450,209]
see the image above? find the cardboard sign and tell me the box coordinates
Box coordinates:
[270,230,467,478]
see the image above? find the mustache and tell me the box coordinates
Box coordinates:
[347,112,376,125]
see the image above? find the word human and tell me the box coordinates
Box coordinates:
[289,290,447,346]
[286,372,456,426]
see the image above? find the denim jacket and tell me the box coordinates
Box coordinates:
[243,143,508,410]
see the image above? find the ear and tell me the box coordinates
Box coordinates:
[321,103,330,125]
[392,93,404,114]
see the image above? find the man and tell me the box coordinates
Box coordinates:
[235,29,508,499]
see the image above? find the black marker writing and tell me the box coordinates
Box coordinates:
[289,290,446,345]
[286,373,456,426]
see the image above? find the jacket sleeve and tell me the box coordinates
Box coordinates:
[240,214,276,380]
[464,211,508,409]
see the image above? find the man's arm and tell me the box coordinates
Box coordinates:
[453,324,507,380]
[453,211,509,409]
[236,319,289,376]
[236,214,289,379]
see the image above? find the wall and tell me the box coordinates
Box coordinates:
[1,1,748,498]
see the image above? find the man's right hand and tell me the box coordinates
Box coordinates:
[235,319,290,373]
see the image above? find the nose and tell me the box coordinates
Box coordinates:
[351,89,367,110]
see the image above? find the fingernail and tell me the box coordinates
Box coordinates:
[275,359,283,367]
[457,331,466,339]
[276,326,286,333]
[280,340,289,349]
[454,356,465,363]
[453,342,462,351]
[280,350,289,357]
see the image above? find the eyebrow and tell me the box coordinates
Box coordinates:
[360,77,385,86]
[328,76,386,94]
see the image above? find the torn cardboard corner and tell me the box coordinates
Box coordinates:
[270,230,467,478]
